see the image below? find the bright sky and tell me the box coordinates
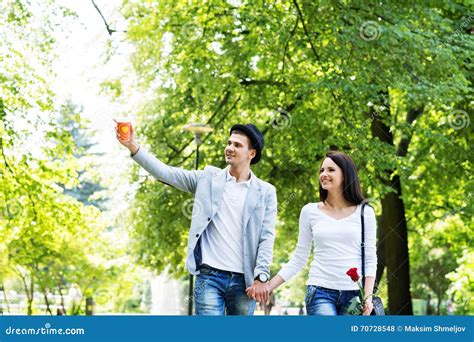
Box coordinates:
[51,0,137,218]
[53,0,131,154]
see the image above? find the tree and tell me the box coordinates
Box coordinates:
[0,0,128,315]
[447,250,473,315]
[117,0,472,314]
[58,100,107,210]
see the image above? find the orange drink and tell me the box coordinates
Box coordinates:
[117,121,131,141]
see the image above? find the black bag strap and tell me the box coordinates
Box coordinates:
[361,201,378,293]
[361,202,366,286]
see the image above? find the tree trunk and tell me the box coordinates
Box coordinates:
[27,277,34,316]
[85,297,94,316]
[25,281,33,315]
[370,91,414,314]
[18,271,34,315]
[1,283,10,314]
[42,290,53,315]
[427,294,433,315]
[57,283,67,315]
[379,180,413,314]
[437,293,442,315]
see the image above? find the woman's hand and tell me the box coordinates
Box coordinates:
[362,298,374,315]
[246,275,284,304]
[245,281,271,303]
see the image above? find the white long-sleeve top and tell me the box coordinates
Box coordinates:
[278,203,377,290]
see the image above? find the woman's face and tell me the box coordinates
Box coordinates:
[319,157,344,192]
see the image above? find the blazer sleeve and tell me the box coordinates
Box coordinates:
[132,147,202,193]
[253,185,277,280]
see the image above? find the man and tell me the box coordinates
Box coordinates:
[116,122,277,315]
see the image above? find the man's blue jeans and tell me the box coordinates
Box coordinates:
[194,264,256,315]
[305,285,361,315]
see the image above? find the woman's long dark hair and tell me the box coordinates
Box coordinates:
[318,151,365,205]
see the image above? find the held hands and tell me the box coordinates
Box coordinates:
[245,281,271,304]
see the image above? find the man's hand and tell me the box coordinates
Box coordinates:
[114,119,140,155]
[245,281,271,304]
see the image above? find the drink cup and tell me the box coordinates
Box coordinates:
[116,119,131,142]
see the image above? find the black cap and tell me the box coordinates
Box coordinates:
[230,124,264,164]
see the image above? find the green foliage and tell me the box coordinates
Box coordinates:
[0,0,140,315]
[447,250,474,315]
[5,0,469,315]
[118,0,472,312]
[410,216,469,314]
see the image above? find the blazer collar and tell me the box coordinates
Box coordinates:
[242,175,262,230]
[211,167,262,222]
[225,166,253,187]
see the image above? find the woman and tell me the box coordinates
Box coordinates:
[247,151,377,315]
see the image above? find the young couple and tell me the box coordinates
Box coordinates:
[116,123,377,316]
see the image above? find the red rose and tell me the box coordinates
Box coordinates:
[346,268,360,282]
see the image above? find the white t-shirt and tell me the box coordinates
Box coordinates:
[201,168,252,273]
[278,203,377,290]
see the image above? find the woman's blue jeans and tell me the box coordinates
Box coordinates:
[305,285,361,315]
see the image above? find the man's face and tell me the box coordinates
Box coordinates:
[225,133,256,167]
